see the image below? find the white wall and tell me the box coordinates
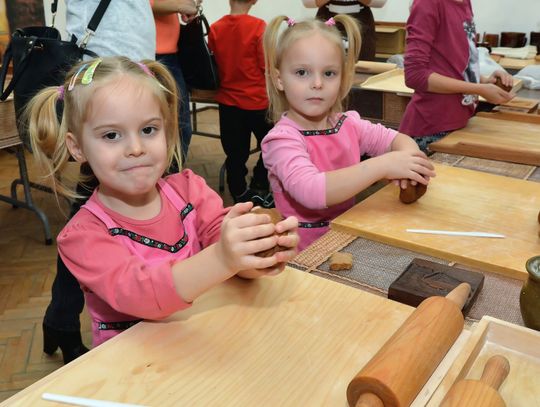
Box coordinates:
[45,0,540,45]
[371,0,540,39]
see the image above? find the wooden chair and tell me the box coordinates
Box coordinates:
[0,98,53,244]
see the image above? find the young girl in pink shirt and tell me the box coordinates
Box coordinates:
[262,15,435,250]
[27,56,299,347]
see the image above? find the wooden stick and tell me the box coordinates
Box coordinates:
[406,229,505,238]
[42,393,148,407]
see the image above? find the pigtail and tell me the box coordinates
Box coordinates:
[143,59,182,170]
[264,15,289,123]
[333,14,361,100]
[25,86,73,199]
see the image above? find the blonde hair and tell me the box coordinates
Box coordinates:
[263,15,361,123]
[25,56,182,200]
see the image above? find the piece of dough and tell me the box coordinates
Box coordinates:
[329,252,353,271]
[251,208,288,257]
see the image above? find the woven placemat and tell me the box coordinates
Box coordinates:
[527,167,540,183]
[290,230,356,270]
[432,152,539,181]
[313,237,525,326]
[457,156,534,179]
[430,152,463,166]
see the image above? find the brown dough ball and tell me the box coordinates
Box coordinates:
[399,182,418,204]
[537,210,540,224]
[399,181,428,204]
[495,77,512,92]
[416,183,427,200]
[251,208,288,257]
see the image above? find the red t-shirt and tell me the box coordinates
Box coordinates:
[208,14,268,110]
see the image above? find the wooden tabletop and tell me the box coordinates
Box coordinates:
[358,69,523,98]
[2,268,414,407]
[331,164,540,281]
[429,116,540,165]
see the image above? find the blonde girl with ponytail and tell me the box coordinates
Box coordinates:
[261,15,435,250]
[27,56,299,347]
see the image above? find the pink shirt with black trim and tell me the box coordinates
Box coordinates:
[262,111,397,250]
[58,170,228,346]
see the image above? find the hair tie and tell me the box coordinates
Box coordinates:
[136,61,154,77]
[325,17,336,27]
[286,17,296,27]
[57,85,64,101]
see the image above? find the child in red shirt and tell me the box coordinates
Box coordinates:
[208,0,273,207]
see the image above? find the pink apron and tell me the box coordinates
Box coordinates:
[81,179,201,346]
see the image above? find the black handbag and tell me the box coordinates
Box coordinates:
[0,0,110,149]
[178,12,219,91]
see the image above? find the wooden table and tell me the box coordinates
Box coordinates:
[429,115,540,165]
[331,163,540,281]
[2,268,414,407]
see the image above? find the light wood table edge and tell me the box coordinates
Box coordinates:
[476,111,540,125]
[428,141,540,167]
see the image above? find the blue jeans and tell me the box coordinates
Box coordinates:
[156,53,192,163]
[414,132,449,155]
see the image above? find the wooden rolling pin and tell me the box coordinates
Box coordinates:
[347,283,471,407]
[440,355,510,407]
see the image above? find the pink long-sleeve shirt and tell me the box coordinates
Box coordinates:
[399,0,479,137]
[58,170,228,346]
[262,111,397,250]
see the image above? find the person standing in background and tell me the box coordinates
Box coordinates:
[208,0,274,208]
[302,0,388,61]
[151,0,202,163]
[66,0,156,60]
[399,0,513,153]
[42,0,157,365]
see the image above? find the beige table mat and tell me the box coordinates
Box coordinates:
[293,231,524,326]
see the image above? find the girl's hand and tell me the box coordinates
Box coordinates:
[216,202,292,275]
[485,70,514,89]
[479,83,514,105]
[382,150,435,185]
[237,216,300,279]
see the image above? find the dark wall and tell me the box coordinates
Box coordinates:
[6,0,44,32]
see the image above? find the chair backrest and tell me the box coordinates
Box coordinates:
[0,98,22,150]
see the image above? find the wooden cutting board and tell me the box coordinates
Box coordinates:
[360,69,523,98]
[429,116,540,165]
[3,268,415,407]
[355,60,397,74]
[331,164,540,280]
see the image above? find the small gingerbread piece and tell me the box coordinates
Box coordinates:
[329,252,353,271]
[399,181,428,204]
[251,207,288,258]
[495,76,512,92]
[537,209,540,224]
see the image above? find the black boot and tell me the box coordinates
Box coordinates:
[43,323,89,364]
